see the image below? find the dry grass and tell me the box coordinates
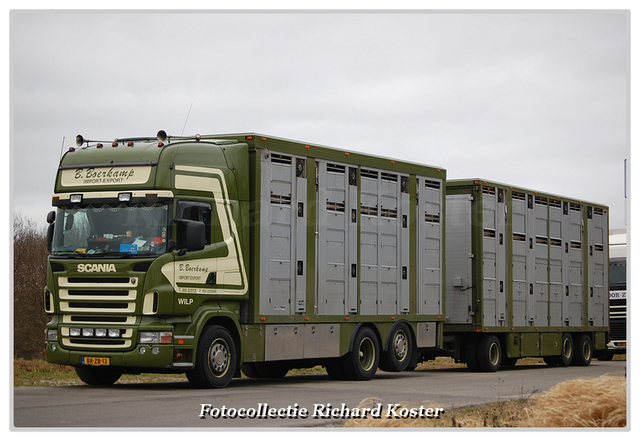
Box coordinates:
[343,373,627,428]
[522,373,626,427]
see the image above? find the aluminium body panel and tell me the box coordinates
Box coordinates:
[444,179,609,334]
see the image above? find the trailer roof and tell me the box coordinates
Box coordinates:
[446,178,608,208]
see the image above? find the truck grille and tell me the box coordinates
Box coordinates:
[57,276,138,349]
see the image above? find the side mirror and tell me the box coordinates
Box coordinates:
[175,219,206,253]
[46,211,56,252]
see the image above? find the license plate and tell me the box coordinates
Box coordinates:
[82,357,110,366]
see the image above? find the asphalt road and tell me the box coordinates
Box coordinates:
[13,360,626,429]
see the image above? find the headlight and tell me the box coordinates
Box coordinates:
[46,329,58,341]
[69,328,81,337]
[139,331,172,344]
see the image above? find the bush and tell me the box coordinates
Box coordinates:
[14,213,50,359]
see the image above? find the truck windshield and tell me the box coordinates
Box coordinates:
[609,260,626,291]
[51,202,169,257]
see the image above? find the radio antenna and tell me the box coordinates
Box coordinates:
[59,136,65,159]
[181,103,193,137]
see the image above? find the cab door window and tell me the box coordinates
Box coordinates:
[177,201,212,245]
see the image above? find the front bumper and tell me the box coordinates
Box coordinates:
[44,341,175,369]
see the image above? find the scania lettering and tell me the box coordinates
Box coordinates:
[43,131,610,387]
[77,264,117,273]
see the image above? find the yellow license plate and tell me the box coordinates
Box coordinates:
[82,357,110,366]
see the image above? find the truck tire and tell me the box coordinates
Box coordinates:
[341,327,380,381]
[187,325,236,388]
[75,366,122,385]
[572,334,592,366]
[379,322,413,372]
[476,334,501,372]
[560,333,574,366]
[544,333,574,366]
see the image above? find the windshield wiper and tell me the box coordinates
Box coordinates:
[88,251,134,258]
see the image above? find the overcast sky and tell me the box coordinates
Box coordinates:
[9,10,630,230]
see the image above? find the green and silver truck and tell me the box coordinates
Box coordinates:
[43,132,609,387]
[43,132,446,387]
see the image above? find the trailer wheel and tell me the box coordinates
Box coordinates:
[342,327,380,381]
[476,334,501,372]
[75,366,122,385]
[560,333,574,366]
[379,323,413,372]
[572,334,592,366]
[187,325,236,388]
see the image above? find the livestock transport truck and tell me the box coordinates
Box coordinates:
[42,132,610,387]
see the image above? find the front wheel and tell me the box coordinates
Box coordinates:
[75,366,122,385]
[187,325,236,388]
[341,327,380,381]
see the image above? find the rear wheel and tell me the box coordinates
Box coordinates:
[379,323,413,372]
[476,334,501,372]
[341,327,380,381]
[187,325,236,388]
[560,333,574,366]
[75,366,122,385]
[545,333,574,366]
[572,334,592,366]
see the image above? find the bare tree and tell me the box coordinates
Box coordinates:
[13,213,50,359]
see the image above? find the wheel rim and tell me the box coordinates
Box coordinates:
[582,340,591,360]
[489,342,500,366]
[208,338,230,377]
[358,337,375,371]
[563,337,572,359]
[393,330,408,362]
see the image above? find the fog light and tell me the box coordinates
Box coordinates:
[139,346,146,355]
[152,347,160,355]
[118,192,132,202]
[95,328,107,338]
[82,328,93,337]
[50,343,57,352]
[70,194,82,204]
[69,328,81,337]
